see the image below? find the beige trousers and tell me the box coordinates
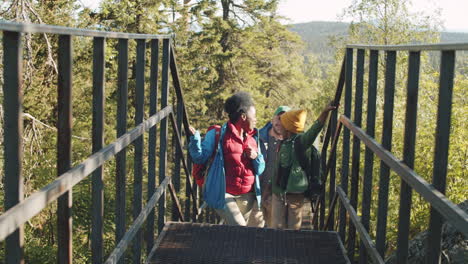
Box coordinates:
[247,201,265,227]
[271,193,305,230]
[246,188,274,228]
[252,193,272,228]
[216,192,261,227]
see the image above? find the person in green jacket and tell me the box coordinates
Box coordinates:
[271,102,336,230]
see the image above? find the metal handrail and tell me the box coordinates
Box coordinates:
[347,42,468,51]
[339,114,468,236]
[105,177,171,264]
[0,106,173,242]
[320,44,468,263]
[1,20,199,264]
[0,20,172,39]
[336,187,385,264]
[321,114,468,263]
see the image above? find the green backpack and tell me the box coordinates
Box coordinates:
[276,135,323,200]
[293,136,323,200]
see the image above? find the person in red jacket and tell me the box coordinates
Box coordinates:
[189,92,265,226]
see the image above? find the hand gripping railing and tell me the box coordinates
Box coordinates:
[0,21,201,264]
[317,43,468,264]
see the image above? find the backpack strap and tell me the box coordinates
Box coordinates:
[294,135,310,175]
[207,125,223,166]
[202,123,226,191]
[276,136,298,191]
[212,125,221,155]
[276,140,291,191]
[294,136,322,200]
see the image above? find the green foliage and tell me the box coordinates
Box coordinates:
[340,0,441,45]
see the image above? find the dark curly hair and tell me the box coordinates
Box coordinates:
[224,91,255,123]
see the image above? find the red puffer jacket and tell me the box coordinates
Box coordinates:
[222,122,258,195]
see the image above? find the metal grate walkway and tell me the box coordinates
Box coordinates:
[147,222,350,264]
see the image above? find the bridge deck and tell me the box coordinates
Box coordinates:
[148,222,349,264]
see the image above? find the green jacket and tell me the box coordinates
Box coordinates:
[271,120,324,194]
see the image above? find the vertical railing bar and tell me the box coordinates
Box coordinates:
[91,36,105,264]
[169,47,191,139]
[132,39,145,264]
[328,109,338,230]
[311,200,320,229]
[170,97,178,221]
[158,38,171,232]
[169,47,198,221]
[57,34,73,264]
[168,182,185,222]
[146,38,159,257]
[317,189,325,227]
[167,113,193,182]
[333,56,347,106]
[165,112,200,224]
[315,118,343,230]
[324,192,338,231]
[318,120,344,230]
[175,100,183,192]
[359,49,379,264]
[327,56,347,227]
[319,104,342,227]
[348,48,365,260]
[326,57,346,231]
[167,113,199,211]
[3,30,24,264]
[426,50,455,264]
[375,50,396,257]
[319,138,330,227]
[171,102,183,221]
[325,122,343,181]
[319,121,331,229]
[115,38,128,264]
[185,166,193,221]
[191,174,198,222]
[396,51,421,264]
[339,47,353,240]
[326,56,346,227]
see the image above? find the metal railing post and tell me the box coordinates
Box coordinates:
[396,51,421,264]
[426,50,455,264]
[57,34,73,264]
[116,38,128,264]
[147,38,159,257]
[91,36,105,264]
[158,39,171,232]
[375,50,396,257]
[339,48,353,240]
[3,30,24,264]
[348,48,365,260]
[325,58,346,230]
[172,102,183,221]
[359,49,378,264]
[132,38,146,263]
[184,161,193,221]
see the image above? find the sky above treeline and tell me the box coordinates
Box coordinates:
[80,0,468,32]
[277,0,467,32]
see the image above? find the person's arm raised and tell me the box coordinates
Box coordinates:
[188,126,217,164]
[300,102,337,147]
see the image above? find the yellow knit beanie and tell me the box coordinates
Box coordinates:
[280,109,307,134]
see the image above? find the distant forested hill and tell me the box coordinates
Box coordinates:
[441,31,468,42]
[288,21,468,63]
[288,21,348,56]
